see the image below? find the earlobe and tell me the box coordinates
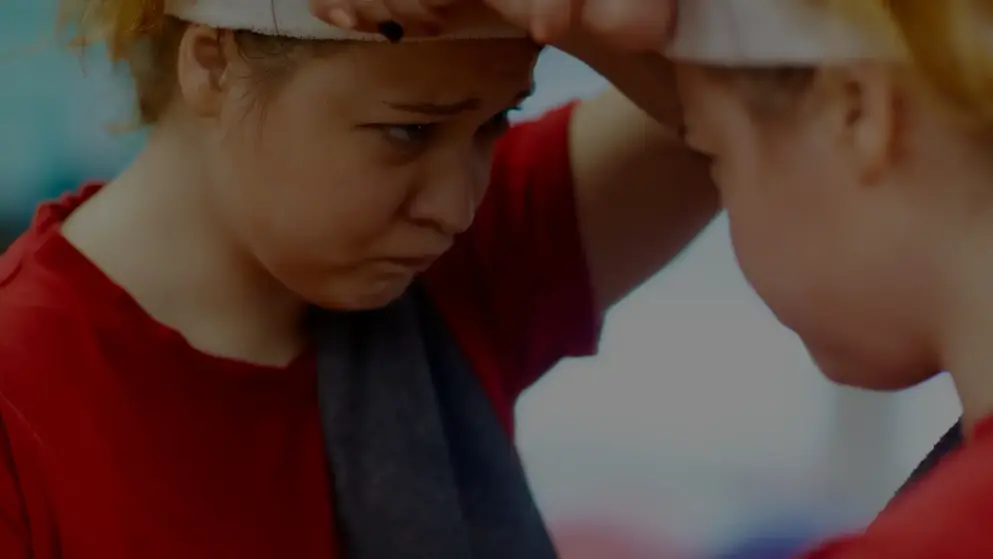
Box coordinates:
[843,63,900,184]
[175,25,231,118]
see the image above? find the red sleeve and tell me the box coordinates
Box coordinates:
[426,102,602,399]
[0,400,29,559]
[797,439,993,559]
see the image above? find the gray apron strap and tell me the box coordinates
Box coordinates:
[313,284,558,559]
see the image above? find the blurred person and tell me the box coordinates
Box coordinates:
[0,0,717,557]
[669,0,993,556]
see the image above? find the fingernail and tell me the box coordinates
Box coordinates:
[327,7,355,28]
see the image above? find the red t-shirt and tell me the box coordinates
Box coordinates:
[802,416,993,558]
[0,103,600,558]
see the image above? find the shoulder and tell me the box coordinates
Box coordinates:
[0,225,97,342]
[0,237,76,555]
[808,434,993,558]
[881,429,993,518]
[0,229,100,426]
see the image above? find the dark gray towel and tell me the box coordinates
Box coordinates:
[313,284,559,559]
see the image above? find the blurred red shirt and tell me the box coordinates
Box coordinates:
[802,415,993,558]
[0,103,600,558]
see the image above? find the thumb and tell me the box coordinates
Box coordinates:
[482,0,534,30]
[581,0,677,51]
[309,0,338,25]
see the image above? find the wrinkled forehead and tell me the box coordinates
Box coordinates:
[337,40,539,90]
[664,0,902,65]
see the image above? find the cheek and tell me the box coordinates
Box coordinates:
[219,120,415,258]
[259,167,412,253]
[723,185,785,288]
[721,150,829,315]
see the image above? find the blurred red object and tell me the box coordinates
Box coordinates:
[551,518,688,559]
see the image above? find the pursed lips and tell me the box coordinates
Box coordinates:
[381,255,442,272]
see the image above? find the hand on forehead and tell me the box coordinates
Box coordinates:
[306,0,517,39]
[308,0,677,50]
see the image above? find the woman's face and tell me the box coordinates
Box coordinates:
[675,63,938,389]
[196,38,539,310]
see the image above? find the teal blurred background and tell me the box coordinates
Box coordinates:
[1,5,965,557]
[0,3,141,237]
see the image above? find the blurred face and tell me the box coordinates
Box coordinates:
[178,31,538,309]
[674,63,940,389]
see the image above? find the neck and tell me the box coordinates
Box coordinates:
[936,219,993,435]
[62,124,307,366]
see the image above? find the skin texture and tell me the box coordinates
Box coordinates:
[675,61,993,428]
[185,38,539,310]
[62,31,539,366]
[308,0,676,50]
[60,11,719,372]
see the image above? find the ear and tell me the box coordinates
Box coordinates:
[823,63,901,185]
[175,25,235,119]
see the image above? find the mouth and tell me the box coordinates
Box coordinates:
[382,256,440,272]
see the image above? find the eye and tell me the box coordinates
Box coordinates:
[380,123,437,147]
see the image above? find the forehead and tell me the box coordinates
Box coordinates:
[299,40,539,103]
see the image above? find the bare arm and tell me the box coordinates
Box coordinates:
[561,40,719,313]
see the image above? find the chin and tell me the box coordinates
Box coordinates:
[805,340,938,391]
[312,275,415,311]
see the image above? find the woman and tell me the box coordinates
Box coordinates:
[0,0,715,557]
[668,0,993,556]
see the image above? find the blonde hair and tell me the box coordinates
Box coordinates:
[60,0,324,124]
[718,0,993,127]
[834,0,993,122]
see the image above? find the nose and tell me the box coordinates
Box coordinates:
[408,152,489,236]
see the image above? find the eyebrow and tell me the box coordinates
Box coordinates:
[385,88,534,116]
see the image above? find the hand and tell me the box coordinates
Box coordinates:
[308,0,676,51]
[484,0,676,50]
[308,0,459,37]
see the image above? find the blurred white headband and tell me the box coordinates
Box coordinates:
[665,0,903,64]
[164,0,527,41]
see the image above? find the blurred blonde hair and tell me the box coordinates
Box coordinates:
[713,0,993,128]
[59,0,325,124]
[832,0,993,122]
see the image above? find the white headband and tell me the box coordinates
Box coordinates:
[665,0,903,64]
[164,0,528,41]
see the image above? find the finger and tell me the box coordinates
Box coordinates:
[349,0,396,33]
[529,0,575,44]
[311,0,434,39]
[582,0,676,50]
[309,0,329,23]
[379,0,444,30]
[354,0,444,38]
[483,0,533,32]
[310,0,354,28]
[327,3,359,29]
